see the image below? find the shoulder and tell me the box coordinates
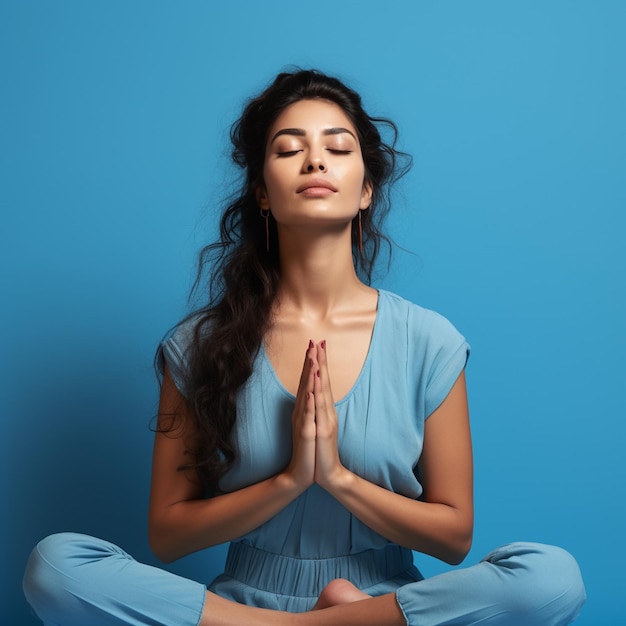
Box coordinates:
[377,289,466,344]
[164,313,203,355]
[377,290,470,416]
[156,312,205,396]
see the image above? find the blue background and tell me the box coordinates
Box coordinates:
[2,1,624,623]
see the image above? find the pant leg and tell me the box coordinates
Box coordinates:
[23,532,206,626]
[395,542,586,626]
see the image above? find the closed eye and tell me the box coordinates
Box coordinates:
[276,148,352,157]
[276,150,302,157]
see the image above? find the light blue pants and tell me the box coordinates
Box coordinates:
[23,533,585,626]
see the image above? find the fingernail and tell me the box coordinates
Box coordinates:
[316,370,320,378]
[321,339,326,350]
[309,339,314,349]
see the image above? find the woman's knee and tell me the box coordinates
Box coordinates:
[23,532,125,621]
[532,543,585,617]
[487,542,586,622]
[26,532,114,579]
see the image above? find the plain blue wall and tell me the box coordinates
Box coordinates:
[2,1,624,623]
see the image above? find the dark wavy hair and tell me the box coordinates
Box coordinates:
[161,69,411,493]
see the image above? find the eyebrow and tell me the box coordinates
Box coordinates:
[269,127,357,144]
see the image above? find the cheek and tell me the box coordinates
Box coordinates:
[261,166,278,199]
[345,164,367,195]
[262,169,292,209]
[264,175,283,202]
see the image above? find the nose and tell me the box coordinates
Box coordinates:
[305,149,326,172]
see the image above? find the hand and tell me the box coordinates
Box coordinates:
[283,341,317,492]
[313,340,347,490]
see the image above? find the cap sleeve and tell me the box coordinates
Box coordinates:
[409,307,470,418]
[424,317,469,417]
[155,317,198,397]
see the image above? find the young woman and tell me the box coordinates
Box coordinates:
[23,69,585,626]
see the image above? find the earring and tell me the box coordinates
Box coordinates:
[260,208,270,252]
[358,210,363,254]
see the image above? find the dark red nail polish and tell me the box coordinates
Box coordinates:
[309,339,314,349]
[316,370,320,378]
[321,339,326,350]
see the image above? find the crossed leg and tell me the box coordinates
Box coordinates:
[199,585,404,626]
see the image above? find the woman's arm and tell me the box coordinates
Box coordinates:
[149,348,317,563]
[314,342,473,565]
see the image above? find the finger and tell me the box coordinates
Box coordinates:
[307,355,318,393]
[313,364,329,429]
[297,340,316,388]
[294,340,317,411]
[316,340,334,400]
[295,358,318,427]
[303,389,316,434]
[314,341,339,437]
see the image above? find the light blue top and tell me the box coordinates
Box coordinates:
[160,290,469,562]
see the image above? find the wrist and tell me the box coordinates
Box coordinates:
[319,465,355,495]
[276,469,310,497]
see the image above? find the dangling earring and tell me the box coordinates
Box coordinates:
[260,208,270,252]
[358,210,363,254]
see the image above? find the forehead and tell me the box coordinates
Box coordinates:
[267,98,358,141]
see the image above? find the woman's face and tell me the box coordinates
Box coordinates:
[258,98,372,230]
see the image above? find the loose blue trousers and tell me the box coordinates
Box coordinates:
[23,533,585,625]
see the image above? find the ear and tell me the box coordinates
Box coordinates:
[256,184,270,210]
[360,180,373,210]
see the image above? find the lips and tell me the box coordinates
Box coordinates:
[296,178,337,193]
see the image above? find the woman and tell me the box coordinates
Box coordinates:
[23,69,585,626]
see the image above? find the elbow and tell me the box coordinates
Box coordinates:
[150,544,178,564]
[409,529,472,566]
[429,512,473,565]
[148,518,183,564]
[443,536,472,565]
[148,531,177,564]
[441,524,473,565]
[149,538,184,564]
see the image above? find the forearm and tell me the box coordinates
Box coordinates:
[323,469,473,565]
[149,471,303,562]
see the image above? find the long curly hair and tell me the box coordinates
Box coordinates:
[160,69,411,493]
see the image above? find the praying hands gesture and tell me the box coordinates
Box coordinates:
[285,340,345,494]
[150,337,472,564]
[283,339,473,564]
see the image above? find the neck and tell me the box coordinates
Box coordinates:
[275,226,366,318]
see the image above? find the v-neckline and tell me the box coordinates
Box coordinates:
[260,290,382,406]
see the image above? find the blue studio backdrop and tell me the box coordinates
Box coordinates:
[2,2,624,624]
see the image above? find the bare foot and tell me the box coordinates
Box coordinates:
[312,578,371,610]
